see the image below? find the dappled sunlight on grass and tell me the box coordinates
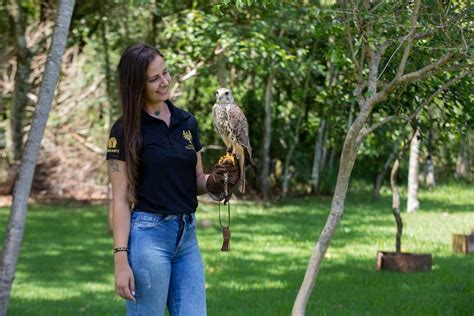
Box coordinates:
[11,282,82,301]
[0,182,473,315]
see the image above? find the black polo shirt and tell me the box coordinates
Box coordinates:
[106,99,202,215]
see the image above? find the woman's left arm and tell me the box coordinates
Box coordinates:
[196,151,209,195]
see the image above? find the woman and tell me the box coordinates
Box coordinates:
[106,43,239,316]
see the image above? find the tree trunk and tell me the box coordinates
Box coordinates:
[0,1,75,313]
[40,0,55,22]
[320,124,329,174]
[407,128,420,213]
[327,144,336,177]
[311,119,327,193]
[281,109,304,198]
[423,130,435,188]
[425,154,435,189]
[373,144,399,200]
[146,0,159,46]
[455,134,470,179]
[260,72,273,200]
[282,78,310,198]
[293,22,386,312]
[99,4,115,234]
[292,109,370,315]
[389,130,417,254]
[9,2,32,162]
[311,36,334,194]
[119,1,130,44]
[390,158,403,254]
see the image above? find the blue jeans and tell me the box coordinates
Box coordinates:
[125,211,206,316]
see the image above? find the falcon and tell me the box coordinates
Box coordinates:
[212,88,257,193]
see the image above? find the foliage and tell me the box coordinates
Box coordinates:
[0,0,472,196]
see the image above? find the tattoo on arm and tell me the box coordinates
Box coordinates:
[109,160,120,172]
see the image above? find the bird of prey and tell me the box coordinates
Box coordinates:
[212,87,257,193]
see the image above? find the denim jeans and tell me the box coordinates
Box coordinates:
[125,210,206,316]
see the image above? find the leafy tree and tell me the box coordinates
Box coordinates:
[293,1,472,314]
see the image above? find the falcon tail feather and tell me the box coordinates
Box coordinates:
[244,148,259,176]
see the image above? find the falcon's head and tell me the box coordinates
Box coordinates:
[215,88,234,104]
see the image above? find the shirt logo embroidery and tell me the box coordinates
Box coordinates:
[182,130,194,150]
[107,137,119,153]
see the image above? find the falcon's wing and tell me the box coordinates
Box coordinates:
[226,103,251,149]
[212,104,219,134]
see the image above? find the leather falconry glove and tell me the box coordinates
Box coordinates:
[206,156,240,201]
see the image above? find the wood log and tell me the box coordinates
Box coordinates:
[376,251,432,272]
[452,234,474,254]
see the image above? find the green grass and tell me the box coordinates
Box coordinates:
[1,182,473,315]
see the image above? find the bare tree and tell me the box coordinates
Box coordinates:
[455,133,471,179]
[312,44,337,194]
[424,131,436,189]
[7,1,32,162]
[260,72,274,200]
[425,154,436,189]
[0,0,75,313]
[373,142,399,200]
[311,119,327,193]
[281,78,308,197]
[292,1,472,314]
[407,128,420,212]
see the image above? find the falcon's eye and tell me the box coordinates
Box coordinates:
[225,91,229,96]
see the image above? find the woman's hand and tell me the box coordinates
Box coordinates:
[206,155,240,201]
[114,255,136,301]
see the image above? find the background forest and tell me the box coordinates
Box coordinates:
[0,0,472,203]
[0,1,473,315]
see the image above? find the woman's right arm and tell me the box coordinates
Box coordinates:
[109,159,136,301]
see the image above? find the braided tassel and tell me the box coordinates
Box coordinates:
[221,227,231,251]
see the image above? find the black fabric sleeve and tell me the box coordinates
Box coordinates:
[106,120,126,161]
[189,115,203,152]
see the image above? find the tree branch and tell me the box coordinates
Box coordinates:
[348,1,368,88]
[396,0,421,78]
[380,28,450,81]
[366,43,389,102]
[370,51,457,108]
[441,63,474,73]
[358,70,471,143]
[345,24,361,79]
[397,52,456,85]
[358,115,398,140]
[407,70,471,118]
[369,0,386,13]
[412,30,437,41]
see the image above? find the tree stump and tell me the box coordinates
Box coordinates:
[452,234,474,254]
[376,251,432,272]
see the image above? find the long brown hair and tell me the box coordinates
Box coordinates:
[116,44,164,208]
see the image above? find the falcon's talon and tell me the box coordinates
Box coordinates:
[218,152,236,165]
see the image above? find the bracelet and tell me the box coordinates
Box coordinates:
[113,247,129,254]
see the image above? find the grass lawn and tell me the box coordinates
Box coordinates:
[1,182,473,315]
